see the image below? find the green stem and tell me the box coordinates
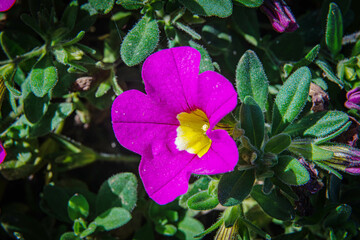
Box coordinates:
[95,152,140,162]
[0,45,45,65]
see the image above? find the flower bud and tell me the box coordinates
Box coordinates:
[260,0,299,33]
[345,87,360,111]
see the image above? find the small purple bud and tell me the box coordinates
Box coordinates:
[345,87,360,111]
[260,0,299,33]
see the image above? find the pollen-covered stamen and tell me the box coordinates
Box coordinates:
[175,109,212,158]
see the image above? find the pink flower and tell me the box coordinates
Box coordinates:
[0,0,16,12]
[0,142,6,164]
[111,47,238,205]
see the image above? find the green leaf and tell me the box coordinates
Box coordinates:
[313,161,342,179]
[179,177,211,208]
[264,133,291,154]
[218,169,255,206]
[325,3,343,56]
[68,194,90,221]
[80,222,97,238]
[30,54,58,97]
[40,184,71,223]
[60,232,80,240]
[175,22,201,40]
[189,41,214,73]
[23,91,50,124]
[61,1,78,31]
[240,96,264,149]
[315,60,343,88]
[95,80,112,98]
[176,217,204,240]
[178,0,233,18]
[250,185,295,221]
[89,0,115,14]
[187,191,219,210]
[0,31,41,59]
[274,156,310,186]
[120,15,159,66]
[232,5,260,46]
[284,111,349,138]
[155,224,177,236]
[271,67,311,135]
[323,204,352,227]
[29,103,74,137]
[94,207,131,231]
[234,0,263,7]
[115,0,143,10]
[236,50,268,110]
[20,14,46,40]
[96,172,137,214]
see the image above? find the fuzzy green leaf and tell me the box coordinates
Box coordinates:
[284,111,349,138]
[120,15,159,66]
[94,207,131,231]
[326,3,343,56]
[116,0,143,10]
[271,67,311,135]
[234,0,263,7]
[187,191,219,210]
[89,0,114,14]
[218,169,255,206]
[178,0,233,17]
[316,60,343,88]
[176,217,204,240]
[274,156,310,186]
[236,50,268,110]
[30,54,58,97]
[96,172,137,214]
[189,41,214,73]
[240,96,264,149]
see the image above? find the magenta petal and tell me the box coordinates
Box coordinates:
[195,71,237,129]
[139,143,195,205]
[346,167,360,175]
[112,90,178,155]
[345,101,360,111]
[0,0,15,12]
[191,129,238,175]
[0,143,6,164]
[142,47,201,114]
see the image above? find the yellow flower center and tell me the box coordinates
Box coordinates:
[175,109,212,158]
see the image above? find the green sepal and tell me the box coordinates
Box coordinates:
[273,155,310,186]
[240,96,265,149]
[271,67,311,135]
[288,140,334,161]
[264,133,291,154]
[236,50,268,110]
[218,169,255,206]
[223,206,240,228]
